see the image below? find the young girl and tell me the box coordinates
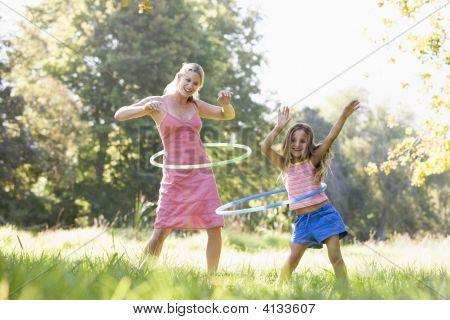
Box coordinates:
[114,63,235,272]
[260,100,359,285]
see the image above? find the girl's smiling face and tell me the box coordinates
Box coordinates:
[290,129,309,161]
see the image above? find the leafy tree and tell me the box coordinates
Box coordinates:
[295,93,444,240]
[0,39,45,225]
[348,105,441,239]
[374,0,449,186]
[7,0,268,226]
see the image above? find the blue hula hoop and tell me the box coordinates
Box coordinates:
[215,183,327,216]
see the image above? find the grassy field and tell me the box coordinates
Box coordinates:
[0,226,449,299]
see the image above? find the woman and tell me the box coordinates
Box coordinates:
[115,63,235,272]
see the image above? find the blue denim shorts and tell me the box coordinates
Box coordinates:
[292,203,347,249]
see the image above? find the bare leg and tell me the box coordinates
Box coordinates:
[324,235,348,286]
[206,227,222,273]
[139,228,171,267]
[277,243,308,286]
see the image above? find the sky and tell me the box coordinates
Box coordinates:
[1,0,448,122]
[237,0,448,118]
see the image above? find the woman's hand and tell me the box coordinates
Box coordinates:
[144,100,162,114]
[217,89,233,106]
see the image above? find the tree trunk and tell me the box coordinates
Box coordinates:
[96,130,109,186]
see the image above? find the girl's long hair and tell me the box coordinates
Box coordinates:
[163,62,205,101]
[280,123,333,182]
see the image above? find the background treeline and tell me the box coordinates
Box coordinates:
[0,0,448,240]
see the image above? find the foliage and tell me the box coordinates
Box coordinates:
[5,0,267,226]
[1,1,448,239]
[375,0,450,186]
[0,40,47,225]
[132,192,155,231]
[295,98,447,240]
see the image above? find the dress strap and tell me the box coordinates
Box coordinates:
[191,99,199,112]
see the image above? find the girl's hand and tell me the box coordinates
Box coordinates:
[276,106,290,129]
[144,100,161,113]
[342,100,360,118]
[217,89,233,106]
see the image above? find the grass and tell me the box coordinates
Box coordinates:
[0,226,449,299]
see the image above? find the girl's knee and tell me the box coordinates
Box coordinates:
[328,250,343,265]
[288,244,307,264]
[325,237,343,264]
[288,251,302,265]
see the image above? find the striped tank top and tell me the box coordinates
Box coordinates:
[283,160,328,211]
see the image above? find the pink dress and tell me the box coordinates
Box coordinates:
[154,105,224,230]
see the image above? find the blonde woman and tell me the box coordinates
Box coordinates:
[115,63,235,272]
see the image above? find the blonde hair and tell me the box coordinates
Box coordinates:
[280,123,333,182]
[163,62,205,102]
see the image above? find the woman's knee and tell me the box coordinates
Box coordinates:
[151,229,170,244]
[207,227,222,237]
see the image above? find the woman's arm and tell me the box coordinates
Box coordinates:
[311,100,360,166]
[114,96,162,121]
[196,90,235,120]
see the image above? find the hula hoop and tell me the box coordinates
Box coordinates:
[149,142,252,169]
[216,183,327,215]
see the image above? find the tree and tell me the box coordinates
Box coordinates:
[374,0,449,186]
[0,38,45,225]
[304,90,444,240]
[7,0,268,226]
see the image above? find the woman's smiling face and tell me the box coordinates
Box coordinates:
[177,71,201,98]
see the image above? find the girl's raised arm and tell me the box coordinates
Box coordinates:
[260,106,290,170]
[312,100,360,166]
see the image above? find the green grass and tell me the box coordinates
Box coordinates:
[0,226,449,299]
